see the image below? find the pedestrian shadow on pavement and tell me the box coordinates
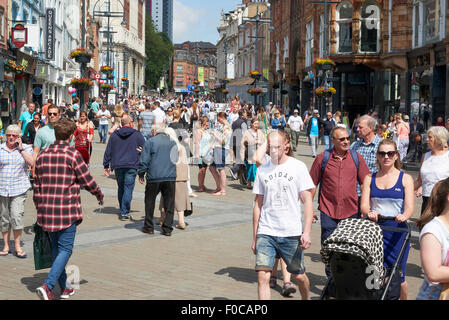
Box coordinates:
[405,262,424,280]
[21,273,88,298]
[214,267,257,284]
[228,183,250,191]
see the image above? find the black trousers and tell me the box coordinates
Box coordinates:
[144,181,176,233]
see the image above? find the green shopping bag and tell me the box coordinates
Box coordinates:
[33,223,53,270]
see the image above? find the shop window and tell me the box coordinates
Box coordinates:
[360,0,380,52]
[337,1,353,53]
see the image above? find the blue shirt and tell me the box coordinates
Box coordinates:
[19,111,35,136]
[310,118,319,136]
[270,117,286,130]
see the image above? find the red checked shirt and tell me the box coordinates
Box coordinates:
[33,141,103,232]
[309,149,370,220]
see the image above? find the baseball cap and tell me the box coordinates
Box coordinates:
[294,109,299,113]
[313,109,319,114]
[404,115,409,120]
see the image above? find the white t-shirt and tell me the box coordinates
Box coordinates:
[229,112,239,125]
[288,115,304,132]
[253,157,315,237]
[421,151,449,197]
[97,109,111,125]
[419,217,449,285]
[152,107,166,124]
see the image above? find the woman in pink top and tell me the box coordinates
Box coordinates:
[396,113,410,161]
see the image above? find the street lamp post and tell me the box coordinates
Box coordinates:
[240,4,272,107]
[310,0,340,115]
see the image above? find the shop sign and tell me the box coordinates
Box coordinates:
[46,8,56,60]
[35,63,50,78]
[16,51,36,74]
[11,24,27,49]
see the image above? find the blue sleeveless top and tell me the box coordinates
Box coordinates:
[369,171,405,217]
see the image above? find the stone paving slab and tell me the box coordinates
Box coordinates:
[0,132,426,300]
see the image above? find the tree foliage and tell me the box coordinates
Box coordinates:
[145,16,173,89]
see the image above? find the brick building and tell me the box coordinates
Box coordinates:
[269,0,448,123]
[171,41,217,95]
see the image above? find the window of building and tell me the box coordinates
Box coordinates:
[360,0,380,52]
[413,0,446,48]
[0,9,4,40]
[275,41,280,71]
[305,22,313,67]
[337,1,353,53]
[177,64,183,73]
[423,0,441,43]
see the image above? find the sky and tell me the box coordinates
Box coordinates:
[173,0,243,45]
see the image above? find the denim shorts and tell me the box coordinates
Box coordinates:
[255,234,306,274]
[211,148,228,169]
[416,280,442,300]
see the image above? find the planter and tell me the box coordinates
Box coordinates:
[75,55,91,64]
[319,62,333,70]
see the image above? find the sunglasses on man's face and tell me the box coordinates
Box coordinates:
[48,112,59,116]
[335,136,350,142]
[377,151,396,158]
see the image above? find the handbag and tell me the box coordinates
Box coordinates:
[184,202,193,217]
[33,223,53,270]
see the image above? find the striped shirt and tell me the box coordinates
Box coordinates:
[0,143,33,197]
[33,141,103,232]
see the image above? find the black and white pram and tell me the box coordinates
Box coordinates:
[320,217,409,300]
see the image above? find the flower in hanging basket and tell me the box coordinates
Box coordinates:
[69,48,93,59]
[249,70,262,78]
[70,77,94,87]
[313,57,336,69]
[121,77,128,81]
[107,74,115,79]
[248,87,264,95]
[224,78,231,83]
[101,84,114,90]
[315,86,336,97]
[100,65,114,73]
[194,80,200,85]
[16,64,27,72]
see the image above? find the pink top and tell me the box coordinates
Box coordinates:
[398,124,410,139]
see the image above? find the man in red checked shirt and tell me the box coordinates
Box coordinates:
[33,118,104,300]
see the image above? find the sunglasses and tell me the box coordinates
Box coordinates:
[377,151,396,158]
[336,136,350,142]
[48,112,59,116]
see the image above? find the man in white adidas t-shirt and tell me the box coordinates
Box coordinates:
[252,130,315,300]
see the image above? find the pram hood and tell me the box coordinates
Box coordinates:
[320,218,385,281]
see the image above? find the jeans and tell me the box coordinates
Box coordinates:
[309,135,319,156]
[323,135,332,151]
[144,181,176,233]
[45,223,77,291]
[115,168,137,216]
[98,124,108,143]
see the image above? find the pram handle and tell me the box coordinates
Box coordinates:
[377,215,396,222]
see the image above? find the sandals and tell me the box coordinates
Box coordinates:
[14,250,27,259]
[281,282,297,297]
[0,250,11,256]
[175,223,186,230]
[269,276,277,288]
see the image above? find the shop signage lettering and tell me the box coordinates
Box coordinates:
[46,8,55,60]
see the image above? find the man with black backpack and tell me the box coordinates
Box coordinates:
[309,126,370,297]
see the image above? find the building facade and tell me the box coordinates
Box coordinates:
[147,0,172,42]
[171,41,217,96]
[269,0,449,123]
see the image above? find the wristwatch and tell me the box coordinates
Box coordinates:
[18,148,24,153]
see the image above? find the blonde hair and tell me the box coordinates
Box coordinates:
[427,126,449,148]
[114,104,124,117]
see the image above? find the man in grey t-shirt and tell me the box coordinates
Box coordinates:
[138,103,156,140]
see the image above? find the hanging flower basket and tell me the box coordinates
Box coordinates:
[101,84,113,92]
[315,86,336,97]
[70,77,94,90]
[4,59,26,73]
[100,65,114,74]
[107,74,115,80]
[121,77,128,81]
[249,70,262,79]
[314,57,336,70]
[224,78,231,83]
[248,87,263,95]
[221,89,229,94]
[70,48,93,63]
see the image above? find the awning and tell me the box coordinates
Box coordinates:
[227,77,255,86]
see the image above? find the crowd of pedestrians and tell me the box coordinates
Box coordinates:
[2,93,449,301]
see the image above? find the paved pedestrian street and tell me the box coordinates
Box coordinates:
[0,134,425,300]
